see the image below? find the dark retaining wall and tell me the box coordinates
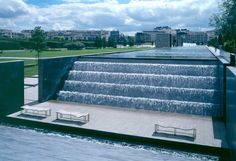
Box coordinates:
[217,57,230,120]
[0,61,24,119]
[38,56,78,102]
[226,67,236,160]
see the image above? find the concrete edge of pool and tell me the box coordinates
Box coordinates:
[6,101,231,161]
[5,115,230,160]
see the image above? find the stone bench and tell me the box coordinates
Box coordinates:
[21,105,51,117]
[154,124,196,140]
[56,110,89,123]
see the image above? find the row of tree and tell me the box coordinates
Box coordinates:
[0,27,135,51]
[94,36,135,48]
[210,0,236,53]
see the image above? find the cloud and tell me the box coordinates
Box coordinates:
[62,0,118,4]
[0,0,220,33]
[0,0,32,18]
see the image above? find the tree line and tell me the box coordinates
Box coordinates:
[210,0,236,53]
[0,27,135,51]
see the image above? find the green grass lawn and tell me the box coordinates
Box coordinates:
[0,59,38,77]
[0,47,149,58]
[24,64,38,77]
[0,47,150,77]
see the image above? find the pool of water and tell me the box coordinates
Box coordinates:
[0,125,218,161]
[88,46,216,59]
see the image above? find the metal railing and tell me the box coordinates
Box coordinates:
[154,124,196,139]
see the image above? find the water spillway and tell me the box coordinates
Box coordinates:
[57,60,221,116]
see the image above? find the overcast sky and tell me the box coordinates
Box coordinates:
[0,0,221,35]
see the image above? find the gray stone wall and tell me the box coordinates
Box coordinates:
[38,56,78,102]
[226,66,236,160]
[0,61,24,119]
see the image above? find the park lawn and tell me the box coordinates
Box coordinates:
[0,47,149,58]
[24,64,38,77]
[0,59,38,77]
[23,59,38,77]
[0,59,13,62]
[0,47,151,77]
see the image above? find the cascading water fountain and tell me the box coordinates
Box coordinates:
[57,61,221,116]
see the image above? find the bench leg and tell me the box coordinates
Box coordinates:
[87,114,90,122]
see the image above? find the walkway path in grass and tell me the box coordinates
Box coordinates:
[0,57,36,60]
[0,47,150,58]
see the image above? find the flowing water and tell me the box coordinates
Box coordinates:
[58,60,221,116]
[0,125,218,161]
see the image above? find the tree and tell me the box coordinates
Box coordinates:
[122,37,127,46]
[108,37,117,48]
[95,36,102,48]
[102,37,107,48]
[31,26,46,64]
[127,36,135,47]
[210,0,236,52]
[218,33,223,46]
[64,42,85,50]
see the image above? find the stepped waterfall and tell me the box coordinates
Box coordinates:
[57,61,221,116]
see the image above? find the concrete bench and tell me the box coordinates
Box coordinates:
[56,110,89,123]
[21,105,51,117]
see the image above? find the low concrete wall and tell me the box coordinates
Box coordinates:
[226,67,236,160]
[38,56,78,102]
[0,61,24,120]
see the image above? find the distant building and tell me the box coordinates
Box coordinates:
[46,30,112,41]
[185,32,208,45]
[143,26,177,46]
[135,32,151,44]
[176,29,189,46]
[136,26,212,47]
[109,30,119,42]
[156,33,172,48]
[21,30,33,39]
[206,30,216,41]
[154,26,172,31]
[143,31,159,43]
[12,32,25,39]
[0,29,13,38]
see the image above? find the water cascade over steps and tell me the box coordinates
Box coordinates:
[57,60,221,116]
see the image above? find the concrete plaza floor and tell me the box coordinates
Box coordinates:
[9,100,228,149]
[24,77,38,105]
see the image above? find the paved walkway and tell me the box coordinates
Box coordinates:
[24,77,38,105]
[0,57,36,60]
[9,100,228,149]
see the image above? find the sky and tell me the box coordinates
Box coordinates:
[0,0,221,35]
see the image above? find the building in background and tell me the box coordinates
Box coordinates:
[206,30,216,41]
[135,32,151,45]
[156,33,172,48]
[143,26,176,44]
[21,30,33,39]
[185,32,208,45]
[175,29,189,46]
[12,32,25,39]
[136,26,214,48]
[0,29,13,38]
[46,30,116,41]
[109,30,120,43]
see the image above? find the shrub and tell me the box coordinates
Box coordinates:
[64,42,85,50]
